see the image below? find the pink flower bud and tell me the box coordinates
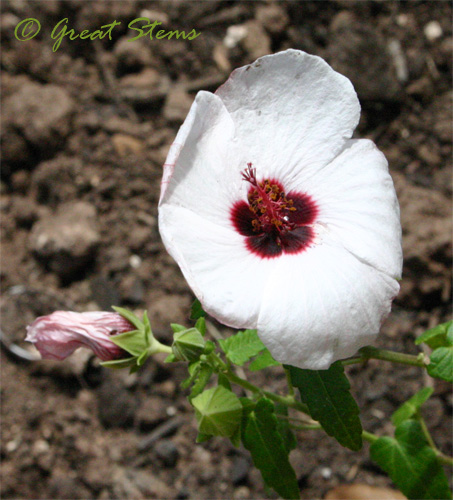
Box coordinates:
[25,311,134,361]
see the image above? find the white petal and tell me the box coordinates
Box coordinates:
[159,205,277,328]
[215,49,360,185]
[298,139,402,279]
[257,241,400,370]
[159,91,240,228]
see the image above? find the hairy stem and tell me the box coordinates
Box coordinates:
[343,347,428,368]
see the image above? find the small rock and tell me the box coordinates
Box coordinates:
[424,21,443,42]
[111,133,145,157]
[119,275,145,304]
[163,87,194,124]
[233,486,251,499]
[231,456,250,485]
[3,81,74,154]
[114,36,153,72]
[325,484,406,499]
[240,20,272,60]
[155,439,179,467]
[256,4,289,34]
[29,201,100,281]
[119,67,161,90]
[327,12,401,101]
[136,396,168,431]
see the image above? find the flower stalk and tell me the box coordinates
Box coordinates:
[342,346,428,368]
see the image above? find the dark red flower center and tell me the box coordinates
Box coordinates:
[231,164,318,258]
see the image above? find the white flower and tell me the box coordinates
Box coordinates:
[158,49,402,370]
[26,311,133,361]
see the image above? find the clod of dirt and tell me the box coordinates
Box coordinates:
[327,12,402,101]
[28,201,100,281]
[114,36,154,74]
[2,81,74,163]
[96,376,139,429]
[163,87,195,124]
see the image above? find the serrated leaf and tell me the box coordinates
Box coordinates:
[428,345,453,382]
[275,403,297,453]
[287,362,362,451]
[416,321,453,349]
[392,387,434,426]
[112,306,144,330]
[219,330,266,366]
[370,420,451,500]
[190,299,206,320]
[242,398,299,500]
[192,386,242,437]
[249,348,281,371]
[110,329,148,356]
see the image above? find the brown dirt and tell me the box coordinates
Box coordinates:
[1,1,452,499]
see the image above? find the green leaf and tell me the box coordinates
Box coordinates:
[110,329,148,356]
[192,386,242,438]
[164,354,178,363]
[287,362,362,451]
[416,321,453,349]
[242,398,299,500]
[189,363,213,401]
[190,299,206,320]
[196,432,211,443]
[392,387,434,426]
[172,327,206,362]
[195,317,206,336]
[218,373,232,391]
[249,348,281,371]
[142,310,152,346]
[171,323,187,333]
[112,306,144,330]
[428,344,453,382]
[370,420,452,500]
[275,403,297,453]
[219,330,266,366]
[100,356,137,370]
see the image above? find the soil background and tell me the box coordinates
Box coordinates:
[1,1,452,499]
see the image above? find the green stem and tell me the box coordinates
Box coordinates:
[414,410,453,466]
[284,366,295,397]
[343,347,428,368]
[149,338,173,355]
[362,430,379,444]
[207,351,310,414]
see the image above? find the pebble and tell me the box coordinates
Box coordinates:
[424,21,443,41]
[231,456,250,485]
[155,439,179,467]
[111,133,145,157]
[29,201,100,281]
